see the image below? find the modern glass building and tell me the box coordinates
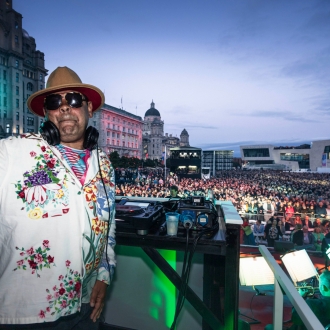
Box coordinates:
[202,150,234,176]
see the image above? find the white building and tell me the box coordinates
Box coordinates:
[240,140,330,172]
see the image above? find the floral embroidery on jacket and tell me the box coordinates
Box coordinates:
[39,261,81,318]
[13,240,55,277]
[14,143,70,219]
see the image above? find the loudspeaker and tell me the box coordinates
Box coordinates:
[39,121,99,150]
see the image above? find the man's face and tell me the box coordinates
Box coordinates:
[43,90,93,149]
[170,189,177,197]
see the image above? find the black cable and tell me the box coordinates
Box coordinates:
[170,224,218,329]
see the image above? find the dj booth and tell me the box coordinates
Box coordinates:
[102,197,242,330]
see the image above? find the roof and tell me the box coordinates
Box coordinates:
[170,146,202,151]
[145,100,160,117]
[102,103,142,121]
[181,129,188,136]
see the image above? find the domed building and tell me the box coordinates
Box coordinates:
[142,101,188,161]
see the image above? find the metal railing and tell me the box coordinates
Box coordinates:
[259,245,324,330]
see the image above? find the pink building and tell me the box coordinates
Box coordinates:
[90,104,143,158]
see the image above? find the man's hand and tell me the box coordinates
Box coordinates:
[90,280,108,322]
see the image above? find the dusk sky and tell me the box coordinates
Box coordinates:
[14,0,330,155]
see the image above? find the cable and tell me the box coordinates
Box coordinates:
[170,224,218,329]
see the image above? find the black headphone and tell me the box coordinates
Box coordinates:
[40,121,99,150]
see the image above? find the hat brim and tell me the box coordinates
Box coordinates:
[27,83,105,117]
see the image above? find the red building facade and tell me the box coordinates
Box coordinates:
[90,104,143,158]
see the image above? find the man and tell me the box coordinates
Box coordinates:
[315,201,327,219]
[0,67,116,329]
[265,270,330,330]
[263,199,274,222]
[168,185,179,198]
[290,270,330,329]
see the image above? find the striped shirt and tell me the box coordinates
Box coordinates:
[55,144,91,185]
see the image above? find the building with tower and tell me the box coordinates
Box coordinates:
[142,100,190,160]
[0,0,47,137]
[180,128,189,147]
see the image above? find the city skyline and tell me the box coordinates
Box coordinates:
[14,0,330,155]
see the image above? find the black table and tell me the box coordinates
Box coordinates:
[111,217,240,330]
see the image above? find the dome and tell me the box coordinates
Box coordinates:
[145,100,160,117]
[22,29,30,38]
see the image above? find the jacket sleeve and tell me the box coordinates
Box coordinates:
[0,139,9,188]
[97,160,116,285]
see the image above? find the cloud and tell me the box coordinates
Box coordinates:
[231,110,320,123]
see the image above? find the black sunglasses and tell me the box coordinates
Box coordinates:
[44,92,88,110]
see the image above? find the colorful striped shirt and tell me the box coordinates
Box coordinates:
[55,144,90,185]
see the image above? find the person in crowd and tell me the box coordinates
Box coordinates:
[290,270,330,329]
[316,201,327,219]
[0,67,116,328]
[241,217,256,246]
[253,219,265,243]
[313,227,325,251]
[300,203,309,218]
[263,199,275,222]
[277,219,285,237]
[302,215,313,229]
[265,270,330,330]
[285,202,295,223]
[292,224,304,246]
[264,220,282,247]
[301,225,315,250]
[167,185,179,198]
[313,218,322,229]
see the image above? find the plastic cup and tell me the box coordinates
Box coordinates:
[166,213,180,236]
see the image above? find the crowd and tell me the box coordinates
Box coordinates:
[115,169,330,249]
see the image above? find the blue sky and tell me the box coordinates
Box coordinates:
[14,0,330,155]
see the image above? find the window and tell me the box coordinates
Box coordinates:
[107,131,110,137]
[123,141,125,147]
[3,97,7,107]
[117,133,120,138]
[26,82,33,91]
[27,117,34,126]
[123,127,125,132]
[112,140,115,145]
[3,84,6,93]
[27,128,34,133]
[93,121,96,126]
[113,124,116,129]
[16,99,19,108]
[3,70,6,80]
[6,124,10,133]
[16,72,19,82]
[107,139,110,145]
[243,148,270,158]
[40,85,43,90]
[15,35,18,44]
[16,86,19,95]
[16,111,19,120]
[15,60,19,68]
[16,125,19,133]
[117,141,119,146]
[39,74,43,81]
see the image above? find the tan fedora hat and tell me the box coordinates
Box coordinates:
[27,66,105,117]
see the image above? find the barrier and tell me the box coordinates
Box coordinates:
[259,245,323,330]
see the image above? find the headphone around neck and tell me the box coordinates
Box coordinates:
[40,121,99,150]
